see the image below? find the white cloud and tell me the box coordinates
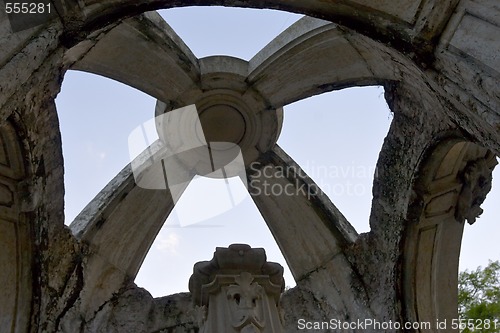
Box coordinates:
[156,232,181,255]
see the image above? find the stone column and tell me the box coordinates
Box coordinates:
[189,244,285,333]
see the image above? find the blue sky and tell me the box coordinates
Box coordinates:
[56,6,500,297]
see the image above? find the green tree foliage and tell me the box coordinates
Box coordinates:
[458,260,500,332]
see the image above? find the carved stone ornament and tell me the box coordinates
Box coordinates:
[455,151,498,224]
[189,244,285,333]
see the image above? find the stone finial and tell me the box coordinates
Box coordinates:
[189,244,285,333]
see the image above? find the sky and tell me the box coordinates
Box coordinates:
[55,6,500,297]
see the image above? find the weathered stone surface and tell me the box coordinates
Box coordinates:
[82,287,198,333]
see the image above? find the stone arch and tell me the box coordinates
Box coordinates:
[1,0,499,331]
[66,14,424,107]
[403,137,497,329]
[65,0,458,66]
[65,12,433,282]
[61,11,457,327]
[0,120,32,333]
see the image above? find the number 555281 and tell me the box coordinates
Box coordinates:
[5,2,51,14]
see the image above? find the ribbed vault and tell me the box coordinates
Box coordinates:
[0,0,499,332]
